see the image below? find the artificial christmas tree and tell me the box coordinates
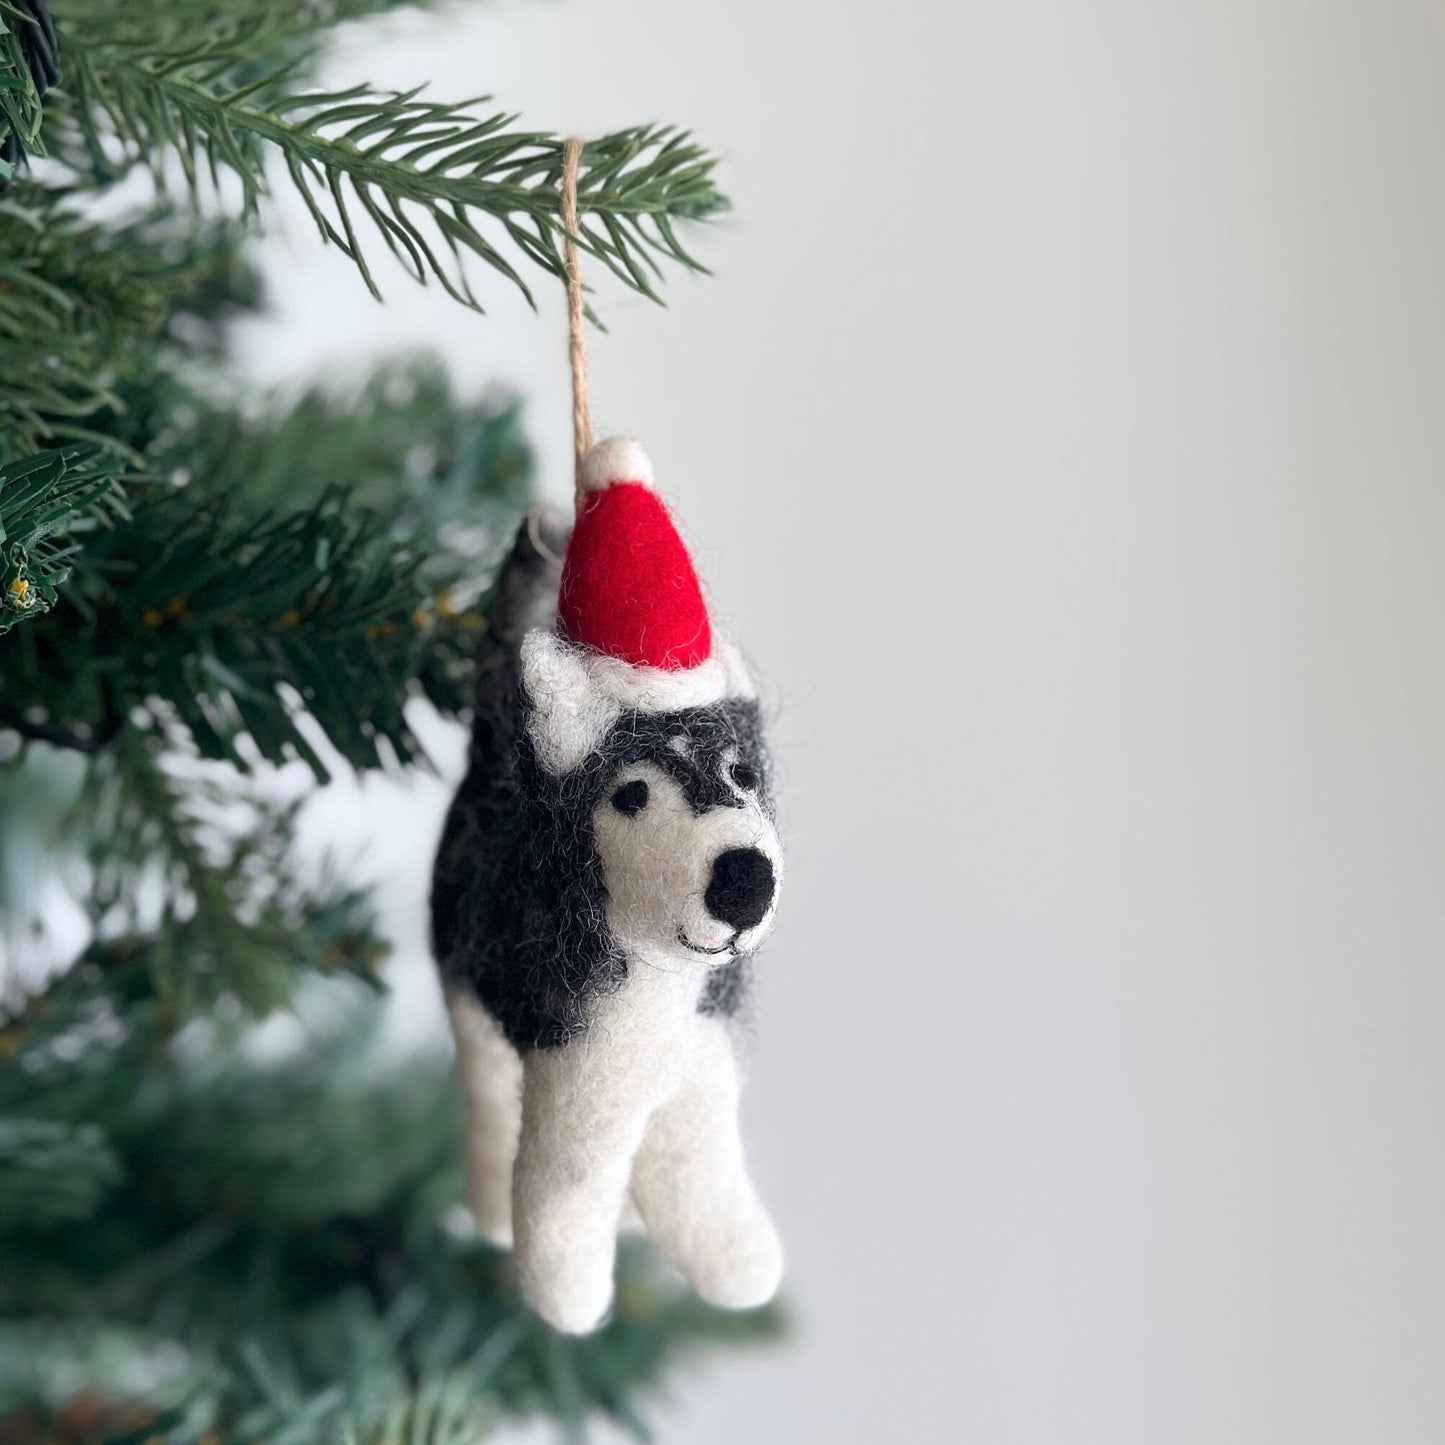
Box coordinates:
[0,1,781,1438]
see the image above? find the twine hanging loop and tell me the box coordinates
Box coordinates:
[562,138,593,496]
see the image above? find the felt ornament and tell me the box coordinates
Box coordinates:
[429,141,784,1335]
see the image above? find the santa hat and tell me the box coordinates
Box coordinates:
[558,436,713,671]
[521,438,754,772]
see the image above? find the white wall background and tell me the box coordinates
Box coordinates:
[240,2,1445,1440]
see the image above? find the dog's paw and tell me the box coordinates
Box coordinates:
[520,1254,615,1334]
[687,1211,784,1311]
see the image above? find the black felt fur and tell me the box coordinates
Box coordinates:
[704,848,776,931]
[431,515,774,1051]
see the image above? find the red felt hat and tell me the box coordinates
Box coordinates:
[557,438,713,671]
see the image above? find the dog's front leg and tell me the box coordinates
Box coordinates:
[630,1025,783,1311]
[513,1042,650,1333]
[446,988,523,1248]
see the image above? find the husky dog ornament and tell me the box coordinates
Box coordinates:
[431,437,784,1334]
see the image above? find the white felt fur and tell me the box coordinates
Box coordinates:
[519,631,619,775]
[580,435,654,492]
[451,984,647,1251]
[513,956,782,1333]
[449,957,783,1330]
[521,629,757,775]
[594,754,782,958]
[446,987,523,1246]
[448,734,784,1331]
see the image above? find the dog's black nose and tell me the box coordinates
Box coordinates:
[704,848,776,932]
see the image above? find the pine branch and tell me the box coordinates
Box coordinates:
[118,486,438,774]
[147,359,531,544]
[0,200,265,628]
[52,18,728,307]
[0,368,526,774]
[60,0,439,50]
[0,186,242,455]
[0,1116,121,1227]
[76,730,390,1014]
[0,923,184,1115]
[0,1,56,178]
[0,444,125,634]
[0,984,785,1442]
[0,726,383,1020]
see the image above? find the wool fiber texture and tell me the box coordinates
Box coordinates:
[433,519,779,1050]
[431,507,784,1332]
[559,478,712,669]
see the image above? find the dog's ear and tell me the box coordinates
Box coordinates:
[719,640,759,702]
[520,630,619,774]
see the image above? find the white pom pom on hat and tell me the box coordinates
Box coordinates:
[579,436,654,492]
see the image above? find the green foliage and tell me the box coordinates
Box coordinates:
[0,979,783,1442]
[0,1116,122,1226]
[0,0,768,1436]
[1,0,727,637]
[82,732,391,1013]
[1,364,529,773]
[0,1,56,177]
[49,4,726,307]
[0,185,265,459]
[0,444,126,634]
[62,0,431,41]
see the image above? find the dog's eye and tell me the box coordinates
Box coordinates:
[729,761,758,792]
[611,779,650,816]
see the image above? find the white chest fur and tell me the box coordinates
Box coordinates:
[447,949,779,1335]
[579,948,718,1093]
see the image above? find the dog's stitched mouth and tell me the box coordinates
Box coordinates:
[677,927,739,958]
